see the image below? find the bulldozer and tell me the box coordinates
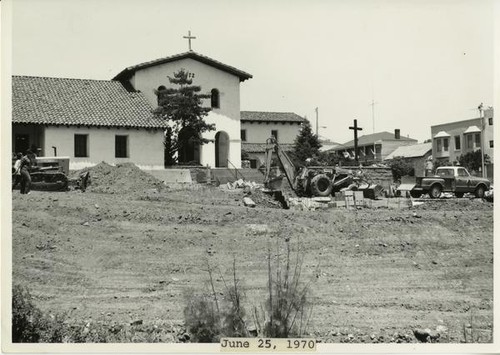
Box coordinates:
[263,137,384,198]
[13,156,90,192]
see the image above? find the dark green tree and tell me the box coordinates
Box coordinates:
[388,157,415,182]
[155,69,215,165]
[458,150,488,173]
[290,119,322,166]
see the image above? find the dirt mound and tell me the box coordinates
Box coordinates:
[72,162,165,194]
[247,189,283,209]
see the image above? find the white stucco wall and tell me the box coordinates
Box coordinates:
[129,58,243,168]
[431,116,494,162]
[43,126,165,170]
[241,121,302,144]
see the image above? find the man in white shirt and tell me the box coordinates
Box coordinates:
[12,152,22,190]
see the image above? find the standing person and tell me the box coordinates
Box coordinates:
[19,151,32,195]
[425,156,434,177]
[28,145,38,168]
[12,152,23,190]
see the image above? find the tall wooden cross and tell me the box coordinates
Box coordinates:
[349,119,363,162]
[183,30,196,51]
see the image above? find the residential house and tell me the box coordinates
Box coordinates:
[431,107,494,178]
[240,111,306,168]
[330,130,418,163]
[384,142,432,177]
[318,137,340,152]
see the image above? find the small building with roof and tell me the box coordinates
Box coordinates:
[240,111,306,168]
[384,142,433,176]
[430,107,494,178]
[12,76,166,170]
[329,129,418,163]
[318,137,340,152]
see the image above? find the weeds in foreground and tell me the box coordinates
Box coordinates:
[184,259,248,342]
[184,236,315,342]
[254,238,314,338]
[12,284,58,343]
[462,307,493,343]
[12,284,177,343]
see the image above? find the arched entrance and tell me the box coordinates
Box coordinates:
[215,131,229,168]
[178,127,200,164]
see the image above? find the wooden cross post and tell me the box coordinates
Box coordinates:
[349,119,363,162]
[183,30,196,51]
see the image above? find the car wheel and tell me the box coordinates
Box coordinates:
[455,192,464,198]
[475,185,486,199]
[430,184,442,199]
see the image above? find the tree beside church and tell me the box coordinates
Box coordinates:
[155,69,214,165]
[114,50,252,168]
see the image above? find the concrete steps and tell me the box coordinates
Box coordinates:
[145,169,192,184]
[145,168,265,185]
[210,168,264,184]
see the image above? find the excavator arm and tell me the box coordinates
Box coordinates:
[263,137,298,192]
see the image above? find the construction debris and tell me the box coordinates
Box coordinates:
[226,179,261,190]
[289,197,334,211]
[243,196,256,207]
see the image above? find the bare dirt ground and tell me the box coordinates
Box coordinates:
[12,164,493,343]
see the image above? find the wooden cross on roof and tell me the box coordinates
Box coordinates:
[183,30,196,51]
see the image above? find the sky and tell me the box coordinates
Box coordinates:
[8,0,495,144]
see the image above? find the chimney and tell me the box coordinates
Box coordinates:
[394,129,400,139]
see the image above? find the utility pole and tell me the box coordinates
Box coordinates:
[349,119,363,162]
[478,103,485,178]
[315,107,319,136]
[370,99,378,134]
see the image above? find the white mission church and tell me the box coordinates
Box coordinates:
[12,35,305,171]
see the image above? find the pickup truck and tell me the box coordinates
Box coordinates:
[409,166,490,199]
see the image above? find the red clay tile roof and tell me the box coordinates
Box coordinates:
[242,142,295,153]
[113,51,252,83]
[241,111,306,123]
[12,76,166,129]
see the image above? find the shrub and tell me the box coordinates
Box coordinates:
[184,259,248,342]
[12,284,44,342]
[254,238,313,338]
[184,294,222,342]
[12,284,69,342]
[388,158,414,182]
[458,150,489,175]
[184,238,314,342]
[462,307,493,343]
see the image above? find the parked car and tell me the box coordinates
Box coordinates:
[410,166,490,199]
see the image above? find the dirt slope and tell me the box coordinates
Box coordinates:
[11,181,493,343]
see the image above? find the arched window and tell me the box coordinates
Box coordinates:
[211,88,220,109]
[157,85,166,105]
